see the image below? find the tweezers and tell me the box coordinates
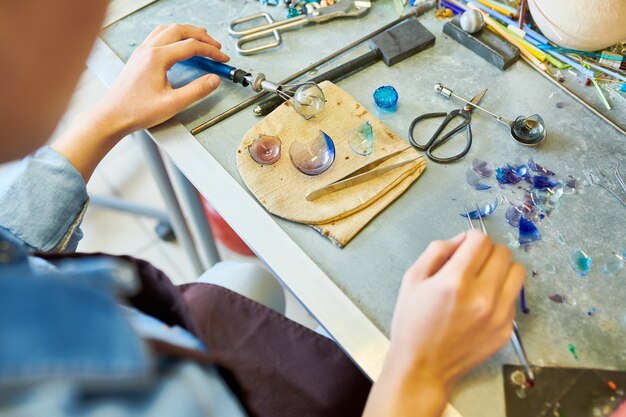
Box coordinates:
[306,147,422,201]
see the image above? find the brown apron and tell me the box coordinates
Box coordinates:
[41,253,372,417]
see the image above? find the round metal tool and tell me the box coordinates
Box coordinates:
[252,78,326,120]
[435,83,546,146]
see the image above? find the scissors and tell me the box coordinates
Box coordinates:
[229,0,370,55]
[408,89,487,163]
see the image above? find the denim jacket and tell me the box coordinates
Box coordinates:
[0,147,246,417]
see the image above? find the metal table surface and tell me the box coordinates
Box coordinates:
[92,2,626,416]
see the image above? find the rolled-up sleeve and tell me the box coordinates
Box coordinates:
[0,147,88,253]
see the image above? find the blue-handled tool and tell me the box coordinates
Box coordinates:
[180,56,257,88]
[171,56,326,120]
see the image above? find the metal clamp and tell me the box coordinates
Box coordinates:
[229,12,286,56]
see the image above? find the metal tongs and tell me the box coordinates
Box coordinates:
[229,0,371,55]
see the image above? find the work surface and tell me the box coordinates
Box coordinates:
[98,1,626,416]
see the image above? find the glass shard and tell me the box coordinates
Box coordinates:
[565,177,577,189]
[530,185,563,212]
[348,121,374,156]
[512,114,546,143]
[289,130,336,176]
[548,294,565,303]
[466,168,491,190]
[568,343,579,360]
[496,164,528,184]
[506,205,533,227]
[602,253,624,276]
[519,217,541,244]
[373,85,398,111]
[528,157,555,176]
[248,134,282,165]
[472,158,493,177]
[569,249,592,276]
[520,287,529,314]
[532,175,560,190]
[460,200,498,219]
[291,83,325,119]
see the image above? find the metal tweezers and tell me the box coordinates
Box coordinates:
[464,204,535,383]
[306,147,421,201]
[229,0,371,55]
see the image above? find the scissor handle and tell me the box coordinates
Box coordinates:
[229,13,308,55]
[408,110,472,163]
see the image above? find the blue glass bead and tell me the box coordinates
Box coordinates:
[373,85,398,111]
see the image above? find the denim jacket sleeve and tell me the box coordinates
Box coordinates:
[0,146,88,253]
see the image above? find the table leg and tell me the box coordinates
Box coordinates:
[135,130,205,276]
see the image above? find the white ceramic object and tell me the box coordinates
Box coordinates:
[460,9,485,34]
[528,0,626,51]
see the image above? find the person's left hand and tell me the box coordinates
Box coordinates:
[93,24,229,135]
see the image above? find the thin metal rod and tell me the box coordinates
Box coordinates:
[520,55,626,137]
[190,0,436,135]
[90,195,170,222]
[464,206,474,230]
[136,131,205,276]
[166,157,221,268]
[448,91,512,126]
[512,321,535,381]
[474,203,487,234]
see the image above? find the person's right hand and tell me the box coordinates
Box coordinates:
[363,230,525,417]
[389,230,525,391]
[93,23,229,136]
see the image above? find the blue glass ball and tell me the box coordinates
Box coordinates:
[373,85,398,111]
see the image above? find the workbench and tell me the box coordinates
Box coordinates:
[90,1,626,416]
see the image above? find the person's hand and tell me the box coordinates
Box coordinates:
[52,24,229,182]
[93,24,229,135]
[362,231,525,417]
[390,230,525,387]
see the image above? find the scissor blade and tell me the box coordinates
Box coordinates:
[306,156,423,201]
[466,89,488,113]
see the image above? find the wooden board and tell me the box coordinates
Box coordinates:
[236,81,426,227]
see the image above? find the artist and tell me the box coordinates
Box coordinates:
[0,2,525,416]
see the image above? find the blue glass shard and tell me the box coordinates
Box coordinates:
[528,157,555,176]
[466,168,491,190]
[461,200,498,219]
[496,164,525,184]
[532,175,560,190]
[519,217,541,244]
[568,249,592,276]
[514,164,529,177]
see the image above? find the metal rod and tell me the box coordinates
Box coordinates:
[90,195,170,222]
[136,131,205,276]
[474,203,487,234]
[512,321,535,381]
[446,89,513,126]
[520,55,626,137]
[166,157,221,268]
[190,0,436,135]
